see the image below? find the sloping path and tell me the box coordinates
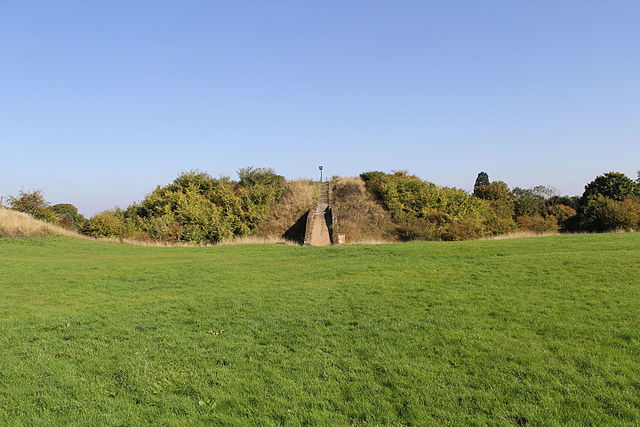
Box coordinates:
[307,182,331,246]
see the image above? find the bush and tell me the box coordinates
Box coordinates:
[473,181,512,201]
[515,215,559,233]
[579,195,640,232]
[547,195,580,210]
[98,168,289,244]
[82,210,126,238]
[480,200,518,235]
[238,167,284,191]
[471,182,517,235]
[395,218,439,242]
[50,204,86,230]
[441,218,485,241]
[360,171,491,241]
[512,186,554,217]
[547,205,577,231]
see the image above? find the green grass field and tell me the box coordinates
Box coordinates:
[1,234,639,425]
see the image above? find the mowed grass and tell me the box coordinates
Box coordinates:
[0,235,639,425]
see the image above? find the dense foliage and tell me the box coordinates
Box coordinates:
[361,171,492,241]
[577,172,640,232]
[360,170,640,241]
[5,168,640,244]
[82,168,286,243]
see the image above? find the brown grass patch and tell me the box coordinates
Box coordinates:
[483,230,560,240]
[0,208,85,238]
[330,177,397,244]
[253,180,318,238]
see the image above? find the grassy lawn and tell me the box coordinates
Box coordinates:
[0,234,639,425]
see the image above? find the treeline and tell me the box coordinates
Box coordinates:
[359,170,640,241]
[3,168,640,243]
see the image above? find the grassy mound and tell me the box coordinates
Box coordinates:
[0,234,638,424]
[0,207,83,238]
[253,179,318,239]
[330,177,396,243]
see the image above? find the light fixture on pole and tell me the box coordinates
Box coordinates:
[319,165,324,182]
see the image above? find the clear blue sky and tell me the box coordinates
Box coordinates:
[1,1,639,215]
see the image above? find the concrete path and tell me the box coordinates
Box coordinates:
[307,182,331,246]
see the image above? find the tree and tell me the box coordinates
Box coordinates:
[50,204,86,230]
[636,170,640,185]
[473,181,511,201]
[582,172,639,202]
[547,195,580,210]
[547,204,577,231]
[474,172,490,190]
[512,186,555,217]
[82,210,126,238]
[7,189,49,216]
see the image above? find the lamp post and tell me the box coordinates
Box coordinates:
[319,165,324,182]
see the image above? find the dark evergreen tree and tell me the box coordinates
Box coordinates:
[474,172,490,190]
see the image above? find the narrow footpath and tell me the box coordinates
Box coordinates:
[307,182,331,246]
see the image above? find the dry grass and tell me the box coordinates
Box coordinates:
[218,235,298,246]
[330,177,397,244]
[339,238,395,245]
[0,208,85,239]
[0,208,173,245]
[484,230,561,240]
[253,180,318,238]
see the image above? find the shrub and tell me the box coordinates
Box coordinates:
[472,182,517,235]
[107,168,288,244]
[579,195,640,232]
[547,205,577,231]
[480,200,518,235]
[50,204,85,230]
[360,171,491,241]
[238,167,285,192]
[34,208,60,224]
[82,210,126,238]
[473,181,512,201]
[515,215,559,233]
[547,195,580,210]
[512,186,555,217]
[395,218,439,242]
[441,218,485,241]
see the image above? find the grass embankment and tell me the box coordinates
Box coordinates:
[0,234,639,425]
[330,177,396,243]
[0,207,83,239]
